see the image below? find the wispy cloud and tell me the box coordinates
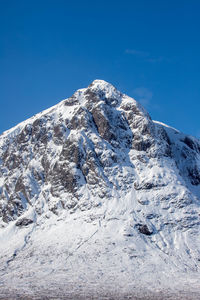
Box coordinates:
[132,87,153,107]
[125,49,169,63]
[125,49,149,57]
[146,56,171,63]
[146,57,164,63]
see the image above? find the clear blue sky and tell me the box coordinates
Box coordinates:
[0,0,200,137]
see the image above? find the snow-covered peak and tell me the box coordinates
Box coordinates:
[86,79,122,105]
[89,79,116,90]
[0,80,200,298]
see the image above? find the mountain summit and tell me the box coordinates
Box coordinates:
[0,80,200,299]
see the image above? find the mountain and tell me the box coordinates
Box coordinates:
[0,80,200,299]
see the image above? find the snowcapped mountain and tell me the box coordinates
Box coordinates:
[0,80,200,299]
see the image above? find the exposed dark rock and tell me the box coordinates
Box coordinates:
[70,108,92,130]
[121,103,142,116]
[84,89,100,104]
[146,213,158,219]
[16,218,33,227]
[188,166,200,185]
[31,118,48,144]
[60,139,84,168]
[159,129,172,157]
[41,155,50,179]
[134,182,152,190]
[32,169,44,183]
[64,95,79,106]
[134,180,167,190]
[182,137,196,150]
[17,125,32,144]
[15,176,29,203]
[92,106,115,142]
[137,199,149,205]
[53,125,64,141]
[163,130,171,145]
[132,138,152,152]
[136,224,153,235]
[5,153,21,170]
[49,161,83,196]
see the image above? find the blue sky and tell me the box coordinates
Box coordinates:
[0,0,200,137]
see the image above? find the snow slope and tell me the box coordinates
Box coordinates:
[0,80,200,299]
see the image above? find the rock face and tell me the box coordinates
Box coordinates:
[0,80,200,297]
[15,217,33,227]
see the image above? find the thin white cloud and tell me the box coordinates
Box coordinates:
[125,49,169,63]
[146,56,171,63]
[132,87,153,107]
[146,57,164,63]
[125,49,149,57]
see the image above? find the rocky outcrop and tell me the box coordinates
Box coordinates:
[136,223,153,235]
[15,217,33,227]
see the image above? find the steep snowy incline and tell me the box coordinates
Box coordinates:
[0,80,200,298]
